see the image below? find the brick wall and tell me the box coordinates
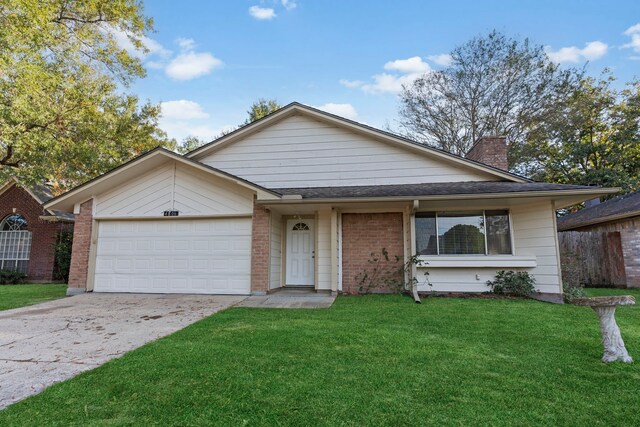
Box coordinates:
[341,213,405,294]
[466,136,508,171]
[67,199,93,290]
[575,217,640,288]
[0,184,65,281]
[250,200,270,294]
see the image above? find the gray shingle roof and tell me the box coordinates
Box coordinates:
[1,179,74,222]
[28,183,55,203]
[273,181,603,199]
[557,190,640,231]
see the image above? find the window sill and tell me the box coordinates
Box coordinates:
[417,255,537,268]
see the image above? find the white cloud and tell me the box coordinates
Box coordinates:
[626,23,640,34]
[249,5,276,20]
[581,41,609,59]
[157,100,232,141]
[427,53,453,66]
[166,52,222,80]
[339,79,365,88]
[164,38,223,81]
[176,37,196,51]
[160,121,231,142]
[106,27,172,60]
[546,41,608,63]
[111,29,223,80]
[160,100,209,121]
[281,0,297,10]
[340,56,431,94]
[623,23,640,53]
[314,103,358,120]
[383,56,430,74]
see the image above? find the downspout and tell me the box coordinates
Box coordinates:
[410,200,421,304]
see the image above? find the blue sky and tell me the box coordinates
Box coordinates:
[123,0,640,142]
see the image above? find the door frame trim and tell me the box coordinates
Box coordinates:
[282,215,316,288]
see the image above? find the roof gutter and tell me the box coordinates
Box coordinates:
[257,188,620,205]
[39,215,75,223]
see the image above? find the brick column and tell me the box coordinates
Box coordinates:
[341,213,405,295]
[67,199,93,295]
[250,200,270,295]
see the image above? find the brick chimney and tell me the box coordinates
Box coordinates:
[465,136,508,171]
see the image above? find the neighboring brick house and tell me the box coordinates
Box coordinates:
[44,103,616,297]
[0,178,74,282]
[557,191,640,288]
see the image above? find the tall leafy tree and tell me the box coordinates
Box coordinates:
[245,98,282,123]
[398,31,579,165]
[520,74,640,193]
[176,136,207,155]
[0,0,172,193]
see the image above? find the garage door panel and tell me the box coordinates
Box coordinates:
[153,258,170,270]
[94,218,251,294]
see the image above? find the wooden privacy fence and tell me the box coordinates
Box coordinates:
[558,231,626,287]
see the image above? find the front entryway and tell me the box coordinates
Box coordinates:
[285,219,315,286]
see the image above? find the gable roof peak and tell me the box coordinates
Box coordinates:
[185,102,529,183]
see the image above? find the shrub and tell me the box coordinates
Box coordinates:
[487,270,536,297]
[0,269,27,285]
[563,282,586,303]
[53,231,73,282]
[355,249,428,294]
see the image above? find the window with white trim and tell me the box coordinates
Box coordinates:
[0,214,32,273]
[416,210,512,255]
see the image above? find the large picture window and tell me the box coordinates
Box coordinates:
[416,210,512,256]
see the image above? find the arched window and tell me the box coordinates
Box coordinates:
[291,222,310,231]
[1,214,28,231]
[0,214,32,273]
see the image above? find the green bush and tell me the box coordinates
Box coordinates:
[563,282,586,303]
[487,270,536,297]
[0,269,27,285]
[53,231,73,282]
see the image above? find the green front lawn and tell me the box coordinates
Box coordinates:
[1,290,639,426]
[0,284,67,311]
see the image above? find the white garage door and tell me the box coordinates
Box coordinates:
[94,218,251,294]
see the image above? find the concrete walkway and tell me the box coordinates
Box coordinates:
[0,293,245,409]
[237,288,336,309]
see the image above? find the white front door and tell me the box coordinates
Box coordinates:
[285,219,315,286]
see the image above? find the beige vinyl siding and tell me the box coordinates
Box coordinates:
[200,115,494,188]
[270,211,282,290]
[316,210,332,290]
[416,201,562,294]
[95,162,254,217]
[511,201,562,293]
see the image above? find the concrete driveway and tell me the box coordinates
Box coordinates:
[0,293,245,409]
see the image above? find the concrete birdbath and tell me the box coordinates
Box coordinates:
[573,295,636,363]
